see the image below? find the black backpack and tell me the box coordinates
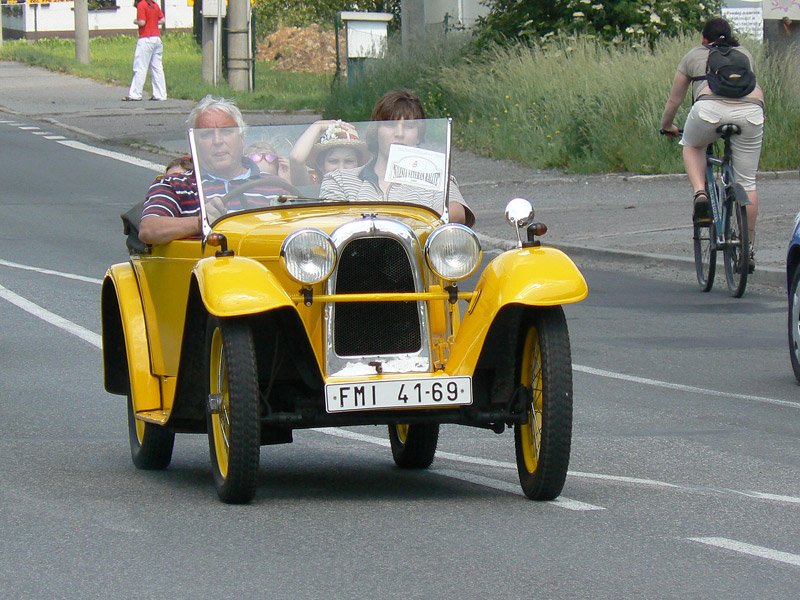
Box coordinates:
[693,44,756,98]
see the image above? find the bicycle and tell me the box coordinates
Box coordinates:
[661,124,751,298]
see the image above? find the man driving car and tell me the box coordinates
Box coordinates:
[139,96,291,245]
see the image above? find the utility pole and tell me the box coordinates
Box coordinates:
[74,0,90,64]
[226,0,251,91]
[401,0,425,49]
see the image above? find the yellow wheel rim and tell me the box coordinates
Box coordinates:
[209,327,230,478]
[395,424,409,444]
[520,327,543,474]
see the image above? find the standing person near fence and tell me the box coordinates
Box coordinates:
[124,0,167,102]
[660,17,764,272]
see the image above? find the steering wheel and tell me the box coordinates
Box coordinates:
[218,175,302,206]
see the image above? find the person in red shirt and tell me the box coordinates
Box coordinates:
[124,0,167,101]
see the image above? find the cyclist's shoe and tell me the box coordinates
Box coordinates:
[748,245,756,274]
[693,190,711,224]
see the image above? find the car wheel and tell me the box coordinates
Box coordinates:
[127,393,174,470]
[206,317,260,504]
[514,307,573,501]
[789,267,800,383]
[388,423,439,469]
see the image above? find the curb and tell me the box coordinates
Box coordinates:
[476,233,786,290]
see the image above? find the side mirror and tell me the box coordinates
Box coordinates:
[505,197,534,248]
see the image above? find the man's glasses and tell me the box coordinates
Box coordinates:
[248,152,278,164]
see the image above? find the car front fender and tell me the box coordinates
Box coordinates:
[446,246,587,375]
[102,263,162,411]
[193,255,295,317]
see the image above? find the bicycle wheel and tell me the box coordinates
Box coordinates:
[723,199,749,298]
[693,221,716,292]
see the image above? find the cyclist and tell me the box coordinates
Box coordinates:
[660,17,764,272]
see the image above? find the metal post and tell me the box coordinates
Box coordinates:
[74,0,90,65]
[401,0,425,50]
[226,0,251,90]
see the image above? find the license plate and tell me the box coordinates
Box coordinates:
[325,376,472,413]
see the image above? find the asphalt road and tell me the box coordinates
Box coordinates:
[1,117,799,599]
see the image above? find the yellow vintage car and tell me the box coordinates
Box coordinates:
[101,118,588,504]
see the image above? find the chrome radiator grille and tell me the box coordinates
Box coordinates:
[333,237,421,356]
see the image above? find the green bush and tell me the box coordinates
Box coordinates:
[474,0,721,48]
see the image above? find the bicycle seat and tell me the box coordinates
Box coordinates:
[716,124,741,136]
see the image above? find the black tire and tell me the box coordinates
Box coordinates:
[127,393,175,470]
[723,200,749,298]
[388,423,439,469]
[514,307,573,501]
[693,221,716,292]
[205,317,260,504]
[789,267,800,384]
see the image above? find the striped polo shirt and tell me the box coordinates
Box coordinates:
[141,171,199,219]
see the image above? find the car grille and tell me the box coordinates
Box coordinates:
[333,237,421,356]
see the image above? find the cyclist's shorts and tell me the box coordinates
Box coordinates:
[681,99,764,191]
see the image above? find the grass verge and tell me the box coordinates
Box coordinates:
[0,33,331,111]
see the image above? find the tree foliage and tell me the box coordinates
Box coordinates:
[474,0,722,47]
[252,1,401,36]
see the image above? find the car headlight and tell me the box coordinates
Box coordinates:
[424,224,482,281]
[281,229,337,285]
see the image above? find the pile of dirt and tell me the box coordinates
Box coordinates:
[258,25,343,74]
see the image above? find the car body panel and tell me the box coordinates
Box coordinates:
[102,262,162,412]
[446,246,588,375]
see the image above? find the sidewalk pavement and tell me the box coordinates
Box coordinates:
[1,61,796,289]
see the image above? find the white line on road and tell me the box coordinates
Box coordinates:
[574,364,800,410]
[31,131,51,136]
[18,126,40,130]
[56,139,162,172]
[44,135,66,140]
[310,428,603,509]
[688,537,800,567]
[0,258,104,284]
[434,469,605,510]
[0,283,101,349]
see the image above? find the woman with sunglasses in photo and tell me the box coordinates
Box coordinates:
[244,142,281,177]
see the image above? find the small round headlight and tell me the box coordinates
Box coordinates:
[425,224,482,281]
[281,229,336,285]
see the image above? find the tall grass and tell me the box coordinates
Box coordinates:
[326,33,800,174]
[322,31,473,121]
[0,33,331,111]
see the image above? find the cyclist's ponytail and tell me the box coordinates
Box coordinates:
[702,17,740,47]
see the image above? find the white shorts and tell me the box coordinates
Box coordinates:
[681,99,764,191]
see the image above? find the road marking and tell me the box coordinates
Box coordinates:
[44,135,66,140]
[688,537,800,567]
[32,131,50,136]
[57,139,162,172]
[434,469,604,510]
[574,364,800,410]
[0,283,101,349]
[0,258,103,284]
[18,126,40,130]
[311,428,603,508]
